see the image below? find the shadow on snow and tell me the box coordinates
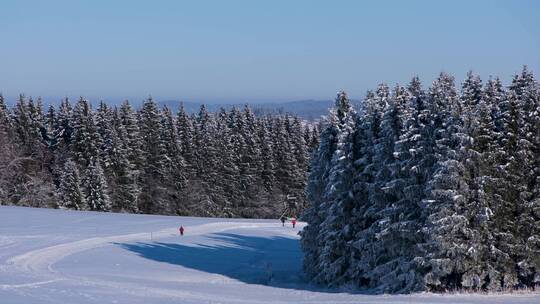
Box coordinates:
[116,232,338,292]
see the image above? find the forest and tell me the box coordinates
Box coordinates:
[301,67,540,293]
[0,96,318,218]
[2,67,539,294]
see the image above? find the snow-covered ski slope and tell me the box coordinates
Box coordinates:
[1,206,538,304]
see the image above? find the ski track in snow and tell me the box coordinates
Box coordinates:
[2,220,315,304]
[2,222,276,286]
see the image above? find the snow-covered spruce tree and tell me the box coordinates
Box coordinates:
[531,81,540,283]
[57,159,86,210]
[392,76,431,192]
[137,97,168,214]
[244,106,266,206]
[364,83,400,290]
[300,93,340,282]
[0,94,15,140]
[119,100,144,170]
[231,106,260,210]
[345,90,381,289]
[191,104,224,215]
[364,84,424,293]
[309,121,322,151]
[271,116,289,189]
[12,95,44,156]
[0,94,18,204]
[193,105,217,179]
[314,91,358,286]
[95,101,114,168]
[5,95,54,207]
[375,77,432,292]
[418,72,483,291]
[419,72,503,291]
[71,97,100,168]
[344,86,401,291]
[258,116,276,192]
[490,87,526,289]
[531,82,540,287]
[160,106,188,214]
[460,71,483,124]
[303,124,314,153]
[26,97,47,148]
[467,68,540,290]
[289,115,309,209]
[273,115,302,208]
[50,98,73,154]
[506,67,540,287]
[458,73,500,290]
[50,98,74,186]
[479,77,512,290]
[176,102,196,177]
[11,95,31,148]
[210,108,239,216]
[101,108,139,213]
[83,159,111,212]
[46,104,55,134]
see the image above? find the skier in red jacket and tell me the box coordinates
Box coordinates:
[291,218,297,228]
[179,225,184,236]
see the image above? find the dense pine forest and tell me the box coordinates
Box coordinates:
[0,96,319,218]
[301,67,540,293]
[2,67,539,294]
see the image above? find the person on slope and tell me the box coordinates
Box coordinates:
[280,216,286,227]
[291,218,297,228]
[179,225,184,236]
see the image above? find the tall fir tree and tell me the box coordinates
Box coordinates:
[57,159,86,210]
[71,97,101,168]
[314,91,358,286]
[137,97,168,214]
[160,106,188,214]
[83,159,111,212]
[301,99,340,282]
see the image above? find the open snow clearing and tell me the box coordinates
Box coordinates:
[0,206,538,304]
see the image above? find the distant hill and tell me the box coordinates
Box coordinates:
[157,99,361,121]
[1,96,360,121]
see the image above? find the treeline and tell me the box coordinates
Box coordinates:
[301,67,540,293]
[0,97,319,218]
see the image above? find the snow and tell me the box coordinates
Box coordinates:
[1,206,539,304]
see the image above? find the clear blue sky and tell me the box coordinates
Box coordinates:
[1,0,539,103]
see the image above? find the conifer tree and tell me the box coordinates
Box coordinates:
[301,102,339,282]
[83,159,111,212]
[57,159,86,210]
[119,100,144,169]
[258,117,276,192]
[46,105,56,140]
[137,97,168,214]
[176,102,195,175]
[0,94,14,138]
[104,108,139,213]
[506,67,540,286]
[315,91,358,286]
[13,95,43,155]
[213,108,240,215]
[71,97,100,167]
[160,106,188,214]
